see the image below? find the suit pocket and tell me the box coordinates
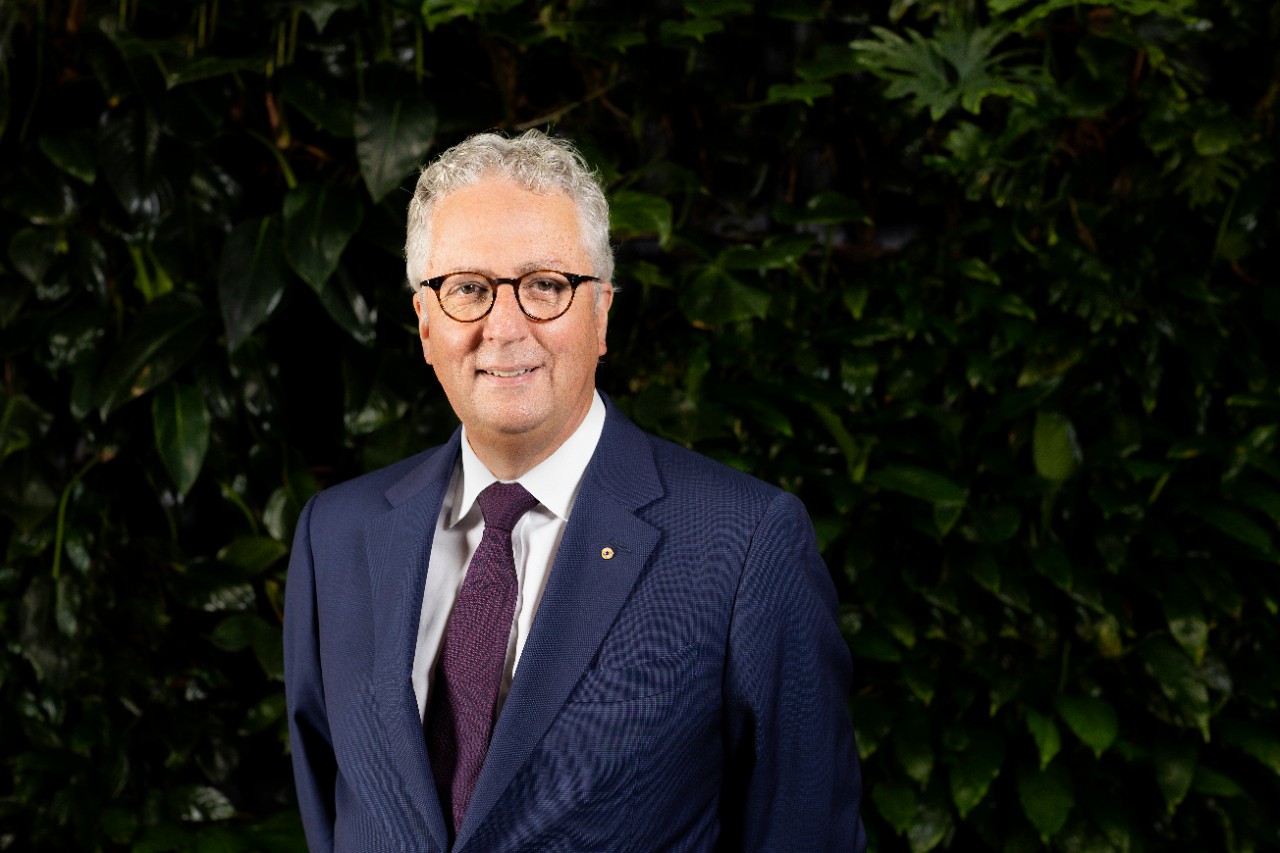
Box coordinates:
[568,642,698,704]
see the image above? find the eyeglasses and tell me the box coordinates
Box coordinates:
[419,269,600,323]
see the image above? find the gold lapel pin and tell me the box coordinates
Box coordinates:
[601,547,615,560]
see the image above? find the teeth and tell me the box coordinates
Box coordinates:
[486,368,531,378]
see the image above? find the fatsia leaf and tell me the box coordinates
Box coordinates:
[355,89,437,203]
[283,183,366,292]
[851,24,1042,120]
[151,383,210,496]
[218,216,291,352]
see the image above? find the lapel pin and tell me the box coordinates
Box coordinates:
[601,547,615,560]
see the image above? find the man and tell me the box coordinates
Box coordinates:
[284,130,866,852]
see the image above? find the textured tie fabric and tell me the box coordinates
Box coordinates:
[427,481,539,840]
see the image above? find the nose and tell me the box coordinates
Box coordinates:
[483,283,531,342]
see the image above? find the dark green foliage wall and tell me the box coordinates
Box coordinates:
[1,1,1277,850]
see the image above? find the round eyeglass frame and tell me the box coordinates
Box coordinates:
[419,269,601,323]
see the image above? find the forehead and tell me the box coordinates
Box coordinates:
[426,177,589,275]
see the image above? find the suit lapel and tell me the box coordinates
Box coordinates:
[367,429,462,853]
[455,404,664,851]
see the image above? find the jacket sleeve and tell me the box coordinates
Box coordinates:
[284,495,338,853]
[721,491,868,852]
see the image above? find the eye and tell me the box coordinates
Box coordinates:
[442,275,492,300]
[523,274,570,295]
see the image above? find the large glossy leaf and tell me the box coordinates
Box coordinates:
[355,88,437,203]
[94,293,212,418]
[98,106,177,225]
[317,267,377,346]
[283,183,366,292]
[152,383,210,495]
[218,216,291,352]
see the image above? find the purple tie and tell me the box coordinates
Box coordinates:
[427,481,539,839]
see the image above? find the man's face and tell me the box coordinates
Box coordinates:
[412,177,611,467]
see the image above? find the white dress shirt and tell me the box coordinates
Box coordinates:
[411,391,607,720]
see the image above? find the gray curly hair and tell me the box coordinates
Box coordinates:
[404,129,614,290]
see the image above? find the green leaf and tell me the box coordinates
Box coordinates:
[39,130,97,183]
[1163,584,1209,664]
[610,191,674,248]
[218,216,291,352]
[871,777,918,833]
[280,70,355,137]
[764,82,834,105]
[685,0,752,16]
[1198,505,1276,555]
[218,536,288,575]
[317,267,378,346]
[950,729,1006,818]
[773,190,870,226]
[867,466,967,504]
[165,55,266,88]
[796,43,859,81]
[1216,718,1280,775]
[210,613,264,651]
[171,785,236,822]
[658,18,725,43]
[1017,762,1074,842]
[907,798,952,853]
[893,711,934,785]
[1139,637,1212,739]
[1153,742,1196,814]
[1190,766,1244,798]
[1025,709,1062,769]
[97,106,177,225]
[283,183,366,292]
[678,265,770,327]
[1055,695,1119,758]
[355,89,438,203]
[852,24,1041,121]
[94,293,212,418]
[719,235,815,271]
[151,383,210,496]
[1033,411,1081,482]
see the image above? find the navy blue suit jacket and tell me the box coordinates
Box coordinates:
[284,399,866,851]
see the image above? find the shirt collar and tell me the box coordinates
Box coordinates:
[450,391,606,526]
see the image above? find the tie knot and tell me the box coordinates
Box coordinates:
[476,481,538,533]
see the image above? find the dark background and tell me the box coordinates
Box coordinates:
[1,0,1277,850]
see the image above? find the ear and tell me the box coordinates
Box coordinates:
[594,283,613,357]
[412,290,433,364]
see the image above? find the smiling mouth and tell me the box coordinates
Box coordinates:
[482,368,534,378]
